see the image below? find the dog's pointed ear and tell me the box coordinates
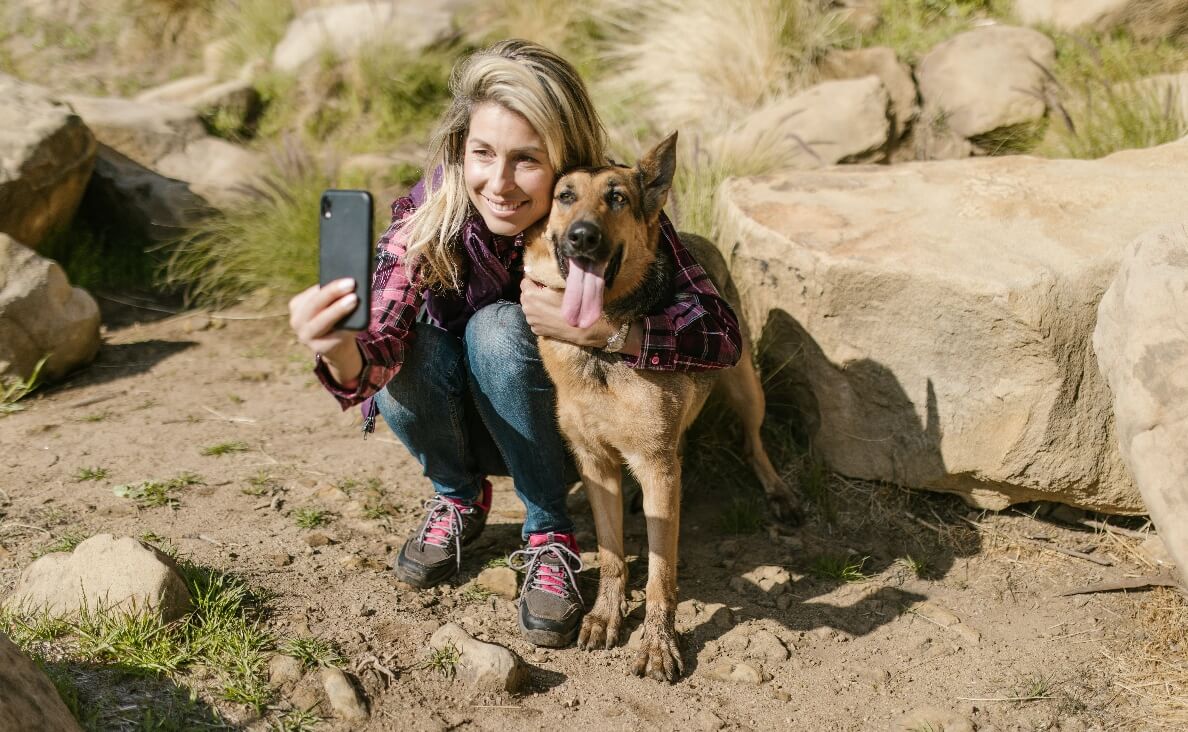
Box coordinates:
[637,131,678,217]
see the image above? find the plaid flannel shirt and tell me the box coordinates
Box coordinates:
[315,187,742,409]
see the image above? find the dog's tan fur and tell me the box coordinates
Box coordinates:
[523,133,799,681]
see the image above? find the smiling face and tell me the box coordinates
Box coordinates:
[463,102,556,236]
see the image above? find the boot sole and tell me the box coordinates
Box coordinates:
[519,613,581,648]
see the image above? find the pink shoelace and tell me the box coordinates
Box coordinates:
[508,536,584,601]
[414,496,477,571]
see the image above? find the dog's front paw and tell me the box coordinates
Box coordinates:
[631,618,684,682]
[767,490,803,526]
[578,609,622,650]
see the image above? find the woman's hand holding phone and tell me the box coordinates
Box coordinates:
[289,278,365,389]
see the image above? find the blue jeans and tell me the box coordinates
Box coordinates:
[374,301,577,539]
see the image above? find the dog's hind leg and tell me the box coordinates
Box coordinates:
[717,339,804,525]
[574,445,629,651]
[624,449,685,682]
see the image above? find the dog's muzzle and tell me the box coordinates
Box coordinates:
[559,220,611,263]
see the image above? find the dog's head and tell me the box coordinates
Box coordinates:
[536,132,678,329]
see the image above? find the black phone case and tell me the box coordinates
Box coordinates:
[318,189,373,331]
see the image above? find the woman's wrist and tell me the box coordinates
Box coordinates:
[321,339,364,391]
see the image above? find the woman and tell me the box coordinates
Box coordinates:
[288,39,741,647]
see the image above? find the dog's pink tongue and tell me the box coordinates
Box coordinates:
[561,258,607,329]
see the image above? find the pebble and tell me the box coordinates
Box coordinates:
[952,624,982,645]
[267,553,292,567]
[810,626,837,641]
[741,565,791,595]
[304,532,332,548]
[267,653,304,688]
[704,659,763,685]
[320,667,369,721]
[475,566,519,600]
[696,709,725,731]
[912,602,961,627]
[430,622,527,693]
[746,629,790,663]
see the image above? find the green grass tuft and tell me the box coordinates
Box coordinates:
[200,440,249,457]
[1,355,48,416]
[421,641,460,679]
[112,472,204,510]
[461,584,496,604]
[809,554,870,583]
[293,508,331,529]
[278,636,343,670]
[719,495,766,535]
[34,531,89,558]
[73,466,109,482]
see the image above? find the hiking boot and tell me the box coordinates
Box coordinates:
[509,532,585,648]
[393,480,492,589]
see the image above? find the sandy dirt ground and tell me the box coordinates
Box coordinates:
[0,300,1179,731]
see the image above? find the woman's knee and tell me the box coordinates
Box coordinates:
[463,302,541,382]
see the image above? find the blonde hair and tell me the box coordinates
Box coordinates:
[403,39,608,291]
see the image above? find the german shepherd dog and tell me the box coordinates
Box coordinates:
[522,132,801,681]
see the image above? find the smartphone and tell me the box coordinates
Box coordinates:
[319,189,373,331]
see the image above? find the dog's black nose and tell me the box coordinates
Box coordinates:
[565,221,601,254]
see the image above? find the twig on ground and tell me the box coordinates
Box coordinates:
[202,406,257,424]
[96,293,287,320]
[1057,572,1185,597]
[0,522,51,536]
[955,695,1052,702]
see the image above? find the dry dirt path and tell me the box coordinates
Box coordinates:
[0,303,1170,730]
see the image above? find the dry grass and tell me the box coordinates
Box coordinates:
[1106,587,1188,727]
[597,0,834,141]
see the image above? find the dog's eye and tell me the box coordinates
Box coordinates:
[556,190,576,205]
[608,191,626,206]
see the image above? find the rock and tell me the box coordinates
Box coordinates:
[3,534,191,621]
[890,705,974,732]
[429,622,526,693]
[818,47,919,142]
[0,631,83,731]
[320,666,368,721]
[952,624,982,645]
[741,565,792,595]
[0,74,96,250]
[272,1,457,73]
[746,628,790,663]
[81,144,213,242]
[831,0,882,35]
[912,602,961,627]
[704,659,763,685]
[154,137,265,210]
[1014,0,1188,40]
[304,532,332,547]
[61,93,204,169]
[267,653,304,688]
[695,709,725,731]
[915,26,1054,158]
[136,76,259,132]
[1094,223,1188,583]
[720,628,750,655]
[716,139,1188,514]
[475,566,519,600]
[1137,534,1175,569]
[0,234,101,383]
[712,76,891,170]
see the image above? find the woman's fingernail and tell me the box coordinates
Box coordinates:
[342,294,358,307]
[337,278,355,292]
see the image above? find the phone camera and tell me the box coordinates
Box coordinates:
[321,196,332,219]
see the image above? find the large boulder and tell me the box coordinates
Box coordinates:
[272,1,457,73]
[1015,0,1188,40]
[0,632,82,732]
[0,74,96,251]
[716,137,1188,513]
[1094,224,1188,582]
[915,26,1054,158]
[81,144,214,243]
[3,534,192,621]
[61,93,205,169]
[155,137,265,209]
[711,76,891,170]
[0,234,100,382]
[818,47,919,143]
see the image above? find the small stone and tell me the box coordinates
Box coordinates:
[810,626,837,641]
[721,629,750,654]
[304,532,332,548]
[267,653,303,688]
[475,566,519,600]
[338,554,364,571]
[776,594,794,611]
[703,603,734,630]
[626,624,645,650]
[769,688,792,702]
[630,589,646,602]
[746,629,790,663]
[741,565,791,595]
[696,709,725,730]
[704,659,763,685]
[429,622,527,693]
[952,624,982,645]
[320,667,368,721]
[181,313,212,333]
[912,602,961,627]
[267,553,292,567]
